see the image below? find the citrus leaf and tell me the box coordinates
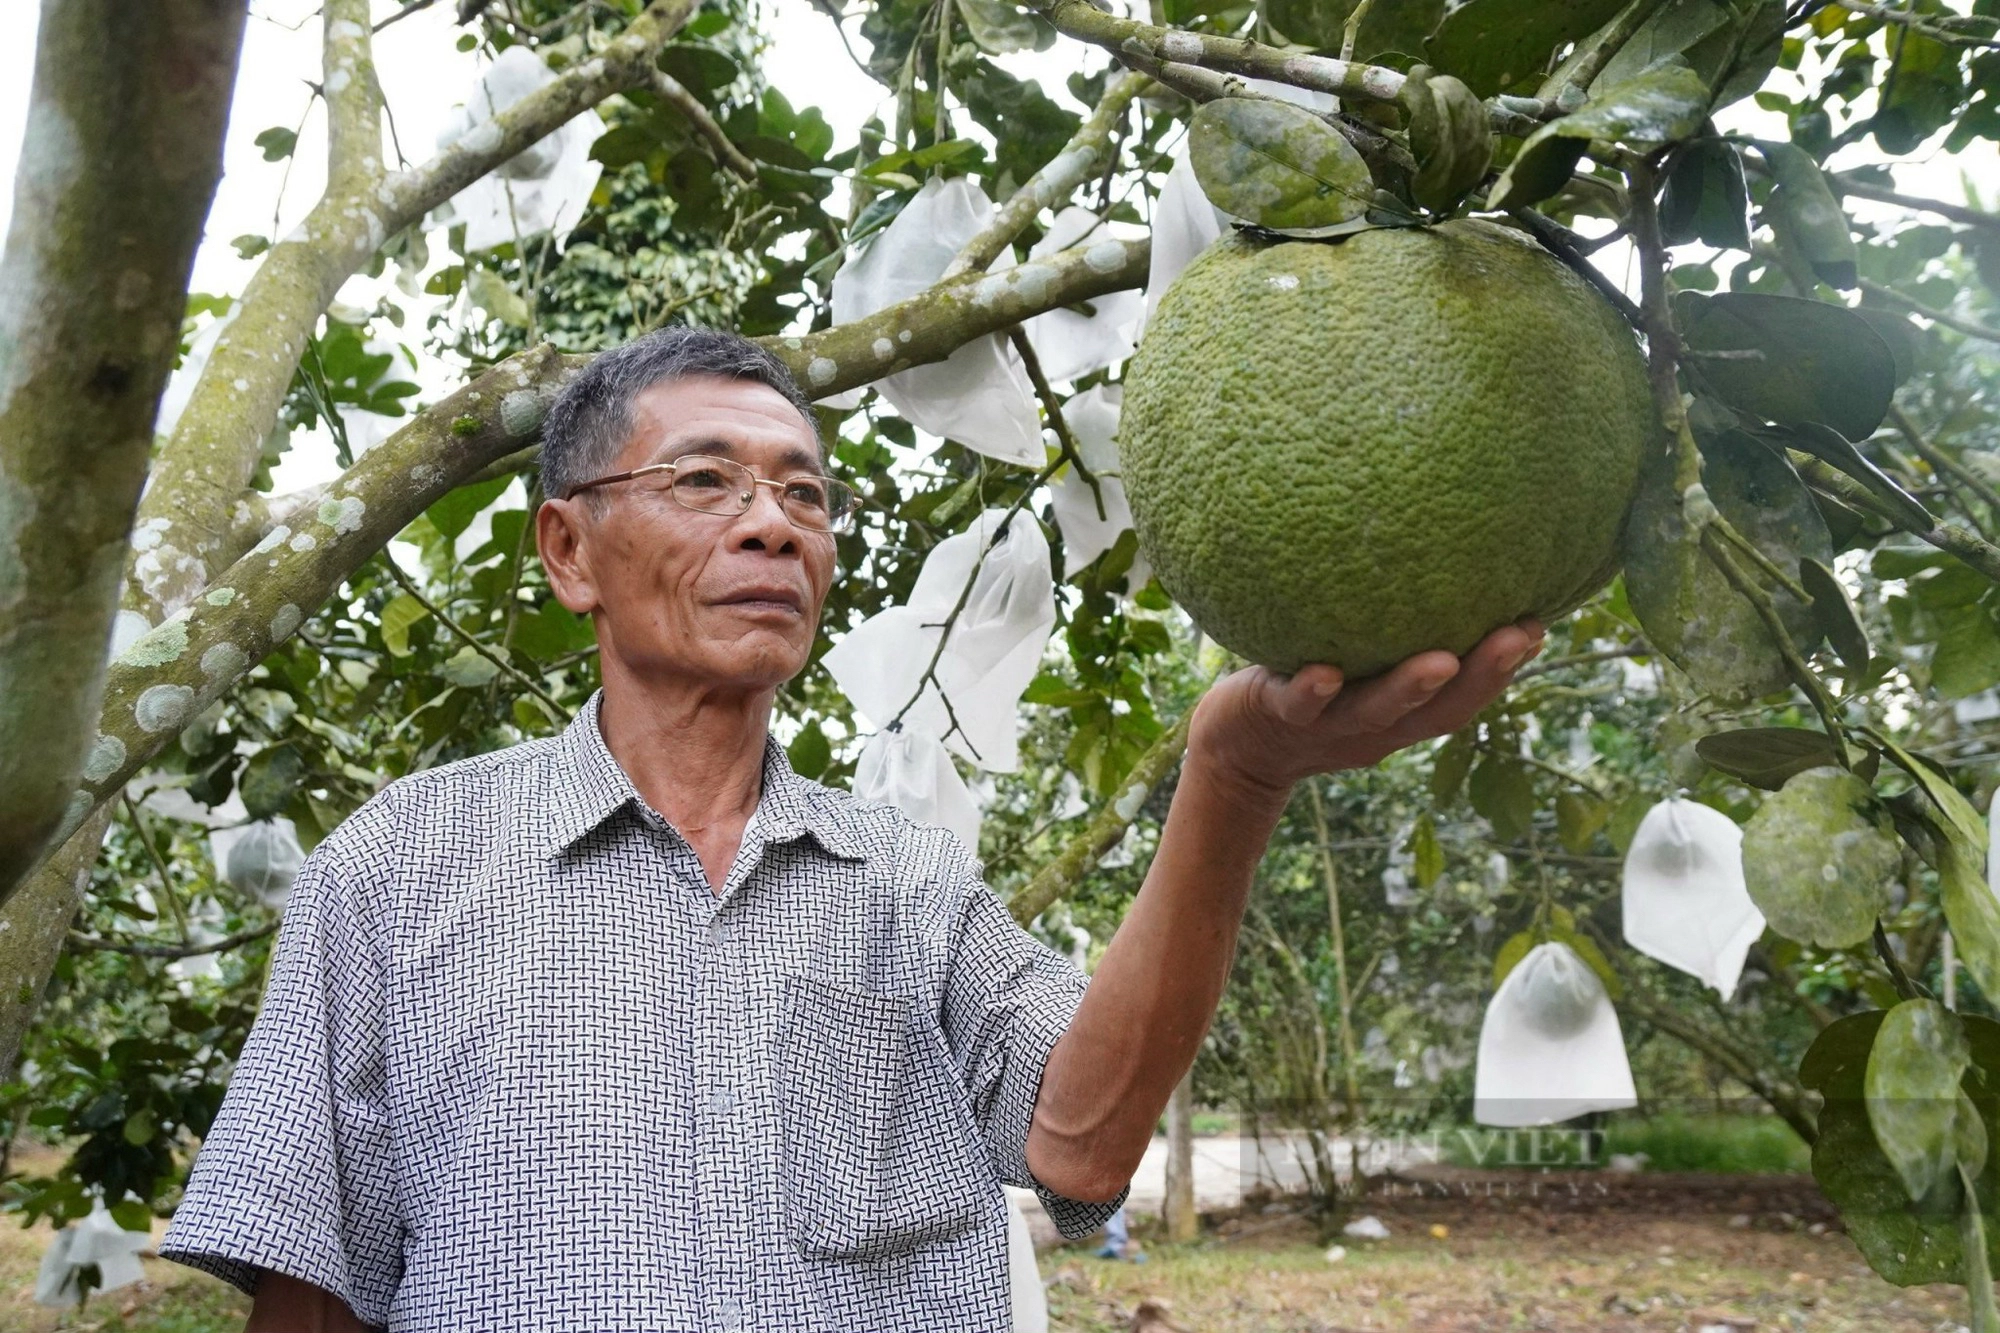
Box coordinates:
[1875,735,2000,1005]
[1492,928,1535,987]
[1868,1000,1985,1204]
[1695,726,1844,789]
[1555,789,1610,853]
[1930,604,2000,701]
[1674,291,1898,440]
[424,473,513,540]
[1801,557,1870,675]
[956,0,1039,54]
[1488,61,1710,210]
[788,723,833,780]
[1260,0,1445,58]
[439,644,502,688]
[1756,139,1859,290]
[1188,98,1373,232]
[466,266,532,329]
[1431,729,1476,804]
[1411,812,1445,888]
[1468,751,1535,841]
[239,744,307,820]
[1784,421,1935,533]
[1425,0,1630,97]
[379,593,430,658]
[1803,1010,2000,1285]
[1622,430,1829,701]
[1659,136,1749,250]
[1399,65,1493,212]
[1741,766,1898,948]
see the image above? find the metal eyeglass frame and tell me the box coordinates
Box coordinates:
[562,454,859,534]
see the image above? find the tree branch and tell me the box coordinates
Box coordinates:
[944,70,1152,279]
[1028,0,1547,135]
[1889,404,2000,518]
[1008,705,1198,926]
[1859,277,2000,345]
[68,921,279,961]
[27,235,1153,882]
[1793,450,2000,584]
[0,0,246,902]
[1830,173,2000,234]
[650,69,758,181]
[324,0,383,196]
[124,0,700,627]
[378,552,570,720]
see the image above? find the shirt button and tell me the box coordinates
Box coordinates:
[708,919,730,945]
[708,1087,735,1115]
[716,1297,744,1332]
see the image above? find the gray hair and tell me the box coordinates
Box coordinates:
[538,327,820,501]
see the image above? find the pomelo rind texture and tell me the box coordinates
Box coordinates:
[1120,219,1655,677]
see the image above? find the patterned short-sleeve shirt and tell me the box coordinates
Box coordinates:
[159,691,1125,1332]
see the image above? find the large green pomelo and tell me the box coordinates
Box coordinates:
[1119,218,1654,677]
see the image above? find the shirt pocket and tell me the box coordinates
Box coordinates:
[770,973,996,1262]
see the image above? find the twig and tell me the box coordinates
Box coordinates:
[1510,209,1644,329]
[1794,451,2000,584]
[1889,404,2000,517]
[1008,327,1105,519]
[379,555,571,720]
[1514,640,1651,680]
[1860,278,2000,345]
[121,795,190,946]
[1827,0,2000,49]
[1830,174,2000,234]
[374,0,443,34]
[651,71,758,180]
[68,921,280,960]
[1874,919,1934,1000]
[1545,0,1675,107]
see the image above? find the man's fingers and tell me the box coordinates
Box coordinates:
[1388,622,1544,741]
[1266,663,1345,726]
[1321,650,1462,733]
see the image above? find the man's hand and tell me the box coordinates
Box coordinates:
[1188,619,1546,805]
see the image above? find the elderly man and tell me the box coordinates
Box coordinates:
[160,327,1539,1332]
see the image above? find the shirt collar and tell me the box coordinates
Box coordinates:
[538,692,863,861]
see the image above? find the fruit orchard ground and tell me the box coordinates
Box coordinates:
[0,1157,1974,1331]
[1048,1174,1975,1332]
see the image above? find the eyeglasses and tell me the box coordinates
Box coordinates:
[564,454,859,534]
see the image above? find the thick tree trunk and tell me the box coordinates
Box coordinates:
[1163,1068,1198,1242]
[0,0,247,899]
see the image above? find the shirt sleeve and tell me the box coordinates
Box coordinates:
[935,846,1130,1240]
[158,811,403,1327]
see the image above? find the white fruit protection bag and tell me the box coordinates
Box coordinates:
[1621,797,1764,999]
[827,508,1056,773]
[1473,941,1637,1128]
[852,724,984,850]
[828,178,1043,465]
[429,46,607,252]
[1045,384,1149,589]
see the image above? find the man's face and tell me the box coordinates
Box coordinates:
[536,375,836,696]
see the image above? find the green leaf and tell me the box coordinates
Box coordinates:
[254,126,298,161]
[425,474,514,540]
[1430,729,1476,804]
[1673,291,1898,440]
[1802,1010,2000,1285]
[379,593,430,658]
[1876,736,2000,1006]
[1785,421,1936,533]
[121,1108,157,1148]
[1660,138,1749,250]
[1607,792,1653,853]
[1492,929,1535,987]
[1756,140,1859,290]
[108,1199,153,1232]
[1741,766,1899,949]
[1695,726,1845,789]
[1801,557,1870,674]
[956,0,1039,53]
[1187,98,1374,233]
[1468,752,1534,842]
[1931,604,2000,701]
[239,744,307,820]
[1398,65,1493,213]
[1867,1000,1986,1204]
[231,233,272,260]
[1261,0,1445,58]
[787,723,833,780]
[1425,0,1630,97]
[1489,62,1710,211]
[1621,430,1829,701]
[440,645,502,689]
[1554,790,1610,853]
[1410,812,1445,888]
[466,267,532,329]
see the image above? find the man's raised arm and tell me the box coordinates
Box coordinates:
[247,1271,376,1333]
[1024,622,1543,1203]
